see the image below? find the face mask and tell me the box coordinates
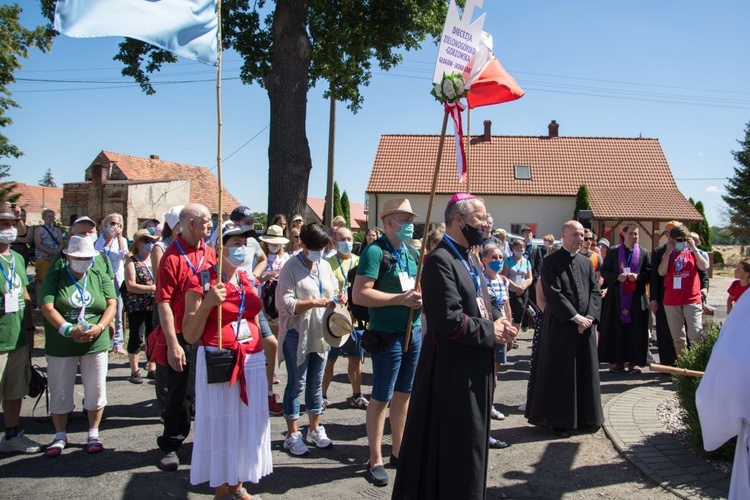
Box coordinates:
[267,244,281,254]
[226,246,248,266]
[675,241,687,251]
[306,249,323,262]
[0,228,17,244]
[461,218,484,247]
[70,259,93,274]
[338,241,353,255]
[146,226,156,236]
[488,260,503,273]
[392,221,414,242]
[142,242,154,254]
[88,232,98,246]
[107,225,117,236]
[513,250,524,258]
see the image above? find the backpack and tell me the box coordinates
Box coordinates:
[261,280,278,320]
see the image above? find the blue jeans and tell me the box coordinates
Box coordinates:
[370,326,422,403]
[282,329,326,420]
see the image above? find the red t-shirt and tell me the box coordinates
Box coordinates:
[663,249,701,306]
[187,268,263,354]
[156,235,217,334]
[727,280,750,303]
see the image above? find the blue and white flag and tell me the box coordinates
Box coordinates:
[54,0,218,64]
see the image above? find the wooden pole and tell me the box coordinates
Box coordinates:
[466,107,471,193]
[324,95,336,226]
[216,0,224,350]
[649,363,704,378]
[403,110,450,352]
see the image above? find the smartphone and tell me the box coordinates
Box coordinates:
[10,203,16,209]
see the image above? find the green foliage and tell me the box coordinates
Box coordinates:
[0,4,53,160]
[710,226,736,245]
[686,200,712,251]
[353,230,364,244]
[333,182,343,219]
[0,164,19,204]
[712,250,724,266]
[723,121,750,242]
[574,184,591,220]
[340,190,351,228]
[38,167,56,187]
[674,324,734,462]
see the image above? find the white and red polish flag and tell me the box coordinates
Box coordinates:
[466,32,524,109]
[54,0,219,64]
[445,100,468,183]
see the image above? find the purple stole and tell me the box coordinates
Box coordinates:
[618,244,640,323]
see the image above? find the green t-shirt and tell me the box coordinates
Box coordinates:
[356,238,420,333]
[0,250,29,351]
[327,253,359,293]
[42,252,115,301]
[42,265,116,357]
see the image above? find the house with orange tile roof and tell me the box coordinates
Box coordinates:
[61,151,241,237]
[11,182,63,225]
[305,197,368,231]
[367,120,703,249]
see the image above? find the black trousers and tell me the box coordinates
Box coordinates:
[156,334,195,453]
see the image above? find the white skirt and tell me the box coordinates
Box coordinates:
[191,346,273,487]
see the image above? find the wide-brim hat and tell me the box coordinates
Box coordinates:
[378,198,418,220]
[164,205,184,230]
[322,303,352,348]
[63,235,99,258]
[129,229,158,254]
[0,210,20,221]
[259,225,289,245]
[221,221,255,244]
[597,238,610,249]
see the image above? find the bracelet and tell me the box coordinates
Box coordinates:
[58,322,73,338]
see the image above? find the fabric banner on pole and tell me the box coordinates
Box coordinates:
[467,32,524,109]
[54,0,219,64]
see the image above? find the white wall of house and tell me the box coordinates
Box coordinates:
[126,181,189,238]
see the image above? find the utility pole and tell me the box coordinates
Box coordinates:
[324,95,336,226]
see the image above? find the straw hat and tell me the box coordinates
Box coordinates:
[63,235,99,258]
[260,225,289,245]
[0,209,19,221]
[322,303,352,348]
[129,229,158,254]
[378,198,418,219]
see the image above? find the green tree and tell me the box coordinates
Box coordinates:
[689,200,711,251]
[333,182,343,219]
[38,167,57,187]
[0,164,19,204]
[723,121,750,241]
[340,190,351,228]
[41,1,447,226]
[710,226,735,245]
[573,184,591,220]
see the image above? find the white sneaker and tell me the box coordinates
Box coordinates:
[306,425,333,449]
[283,431,309,456]
[490,407,506,420]
[517,403,527,412]
[0,431,42,454]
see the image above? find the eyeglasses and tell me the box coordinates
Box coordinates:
[109,221,120,226]
[583,237,592,241]
[468,211,489,222]
[674,238,687,242]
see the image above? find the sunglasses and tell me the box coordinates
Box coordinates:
[109,221,120,226]
[583,237,592,241]
[674,238,687,242]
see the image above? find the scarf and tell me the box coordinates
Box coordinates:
[618,244,640,323]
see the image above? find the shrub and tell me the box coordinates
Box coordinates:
[674,323,735,461]
[712,250,724,266]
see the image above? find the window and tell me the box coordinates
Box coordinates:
[514,164,532,180]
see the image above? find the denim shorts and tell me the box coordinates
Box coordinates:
[258,310,274,338]
[370,326,422,403]
[328,329,365,361]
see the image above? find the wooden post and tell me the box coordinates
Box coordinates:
[216,1,224,349]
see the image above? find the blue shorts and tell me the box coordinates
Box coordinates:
[370,326,422,402]
[328,329,365,361]
[258,310,273,339]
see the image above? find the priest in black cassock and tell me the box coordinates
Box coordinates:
[392,193,517,500]
[598,223,652,373]
[526,220,603,436]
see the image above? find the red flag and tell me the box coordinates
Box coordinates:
[467,32,524,109]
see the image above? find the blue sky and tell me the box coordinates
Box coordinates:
[5,1,749,226]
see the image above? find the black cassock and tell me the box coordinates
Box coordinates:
[526,249,603,430]
[598,244,651,367]
[392,239,498,500]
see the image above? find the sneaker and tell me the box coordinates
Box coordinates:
[0,431,42,454]
[517,403,527,412]
[490,407,506,420]
[350,395,369,409]
[129,371,144,385]
[367,462,389,486]
[268,394,284,416]
[283,431,309,456]
[489,436,509,449]
[322,397,330,410]
[306,425,333,449]
[159,451,180,471]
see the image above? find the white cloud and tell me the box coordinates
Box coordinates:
[706,186,724,193]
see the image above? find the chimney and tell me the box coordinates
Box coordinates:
[90,164,107,185]
[483,120,492,141]
[150,154,160,160]
[548,120,559,138]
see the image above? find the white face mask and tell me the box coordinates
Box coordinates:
[267,244,281,254]
[70,259,93,274]
[0,227,17,244]
[306,249,323,262]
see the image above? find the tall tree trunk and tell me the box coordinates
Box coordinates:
[266,0,312,226]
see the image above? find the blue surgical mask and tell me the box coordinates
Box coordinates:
[146,226,156,236]
[226,246,248,266]
[142,242,154,254]
[488,260,503,273]
[393,221,414,242]
[675,241,687,251]
[338,241,353,255]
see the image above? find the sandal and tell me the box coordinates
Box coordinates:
[223,487,256,500]
[85,437,104,454]
[608,364,624,373]
[630,366,642,374]
[45,439,67,457]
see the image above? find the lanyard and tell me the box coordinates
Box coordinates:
[104,237,118,257]
[625,247,633,269]
[138,254,154,281]
[382,239,410,276]
[220,268,246,337]
[672,249,686,274]
[0,254,15,292]
[297,253,322,295]
[174,238,205,276]
[65,265,89,322]
[443,235,481,294]
[483,270,504,306]
[335,255,353,289]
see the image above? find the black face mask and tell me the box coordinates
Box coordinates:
[461,219,485,247]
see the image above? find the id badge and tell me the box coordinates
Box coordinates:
[398,271,415,292]
[476,296,490,319]
[234,318,253,343]
[4,290,18,313]
[673,276,682,290]
[623,267,631,274]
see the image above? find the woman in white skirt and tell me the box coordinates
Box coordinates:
[183,224,272,499]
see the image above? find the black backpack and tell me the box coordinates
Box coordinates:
[261,280,279,320]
